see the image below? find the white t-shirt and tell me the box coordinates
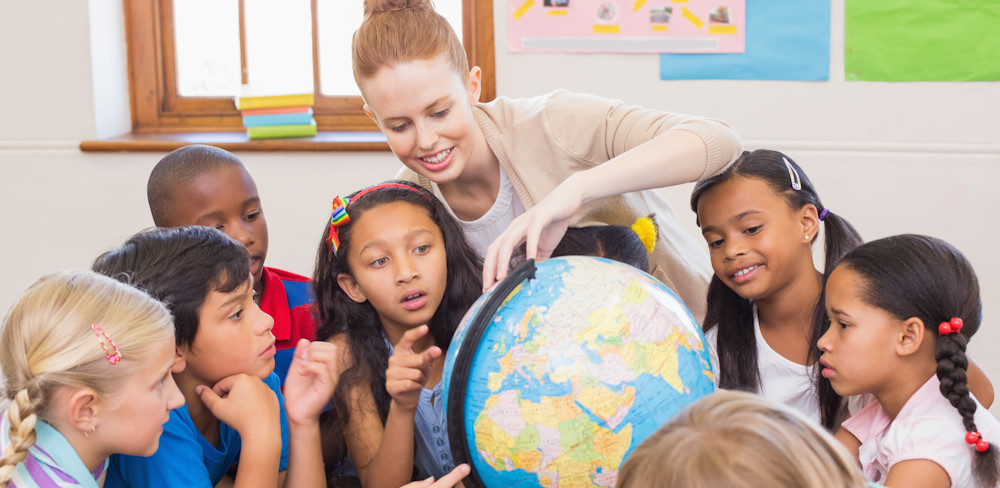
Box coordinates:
[842,375,1000,487]
[428,167,526,258]
[705,308,820,422]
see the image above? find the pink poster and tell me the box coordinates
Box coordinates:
[507,0,745,53]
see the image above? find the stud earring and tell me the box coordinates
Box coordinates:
[804,235,810,240]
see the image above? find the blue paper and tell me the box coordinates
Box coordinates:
[660,0,830,81]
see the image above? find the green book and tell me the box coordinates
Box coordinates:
[246,121,317,140]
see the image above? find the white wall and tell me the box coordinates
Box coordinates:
[2,0,999,409]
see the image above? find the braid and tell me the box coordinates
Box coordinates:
[0,388,40,483]
[936,332,1000,488]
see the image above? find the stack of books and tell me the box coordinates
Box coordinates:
[235,92,317,140]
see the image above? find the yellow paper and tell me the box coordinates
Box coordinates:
[593,24,621,34]
[682,7,704,28]
[708,25,737,34]
[513,0,534,20]
[548,9,567,15]
[633,0,646,12]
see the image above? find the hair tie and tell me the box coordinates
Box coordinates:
[326,183,432,255]
[631,216,658,253]
[819,209,830,221]
[783,157,803,191]
[966,431,990,452]
[938,317,963,336]
[91,323,122,364]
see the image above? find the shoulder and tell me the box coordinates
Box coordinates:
[106,411,214,487]
[477,90,616,128]
[264,266,310,284]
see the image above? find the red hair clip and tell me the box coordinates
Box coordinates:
[91,323,122,365]
[938,317,963,336]
[966,431,989,453]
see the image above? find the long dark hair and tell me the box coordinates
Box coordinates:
[312,180,482,470]
[690,149,863,430]
[836,234,998,487]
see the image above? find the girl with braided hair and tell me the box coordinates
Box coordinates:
[819,234,1000,487]
[0,271,184,486]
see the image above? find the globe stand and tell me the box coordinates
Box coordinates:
[446,259,537,488]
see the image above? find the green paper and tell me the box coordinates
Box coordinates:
[845,0,1000,81]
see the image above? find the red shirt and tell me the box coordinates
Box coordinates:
[259,266,316,383]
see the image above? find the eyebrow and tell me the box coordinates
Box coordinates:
[195,198,261,223]
[219,283,253,309]
[829,307,851,317]
[701,210,762,235]
[382,96,450,124]
[358,228,435,255]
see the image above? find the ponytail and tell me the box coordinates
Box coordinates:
[0,389,40,484]
[703,276,757,392]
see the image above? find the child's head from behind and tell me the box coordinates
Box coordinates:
[92,226,276,385]
[0,271,182,479]
[616,391,867,488]
[314,180,480,347]
[353,1,482,186]
[820,234,998,486]
[147,144,268,292]
[550,223,652,273]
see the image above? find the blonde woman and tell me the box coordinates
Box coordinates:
[0,271,183,487]
[617,391,873,488]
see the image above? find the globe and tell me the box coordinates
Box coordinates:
[442,256,715,488]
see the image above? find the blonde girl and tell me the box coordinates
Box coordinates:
[616,390,869,488]
[352,0,742,320]
[0,270,183,487]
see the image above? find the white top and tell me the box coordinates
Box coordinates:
[429,166,526,258]
[842,375,1000,487]
[705,308,820,422]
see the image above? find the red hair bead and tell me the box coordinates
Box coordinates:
[939,322,954,336]
[976,440,990,453]
[966,431,982,444]
[950,317,963,334]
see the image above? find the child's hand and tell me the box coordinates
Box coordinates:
[196,373,280,441]
[386,325,441,413]
[282,338,342,426]
[400,464,470,488]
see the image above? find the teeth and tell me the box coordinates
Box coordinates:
[421,148,452,164]
[404,294,421,301]
[734,265,759,277]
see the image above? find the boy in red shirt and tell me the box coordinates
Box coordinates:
[147,144,315,382]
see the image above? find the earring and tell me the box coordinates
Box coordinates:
[804,235,810,240]
[84,425,96,438]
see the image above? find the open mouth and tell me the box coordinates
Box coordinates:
[418,147,454,171]
[729,264,761,283]
[401,291,428,311]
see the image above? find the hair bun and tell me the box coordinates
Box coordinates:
[365,0,431,15]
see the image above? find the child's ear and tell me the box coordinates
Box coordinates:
[896,317,926,357]
[467,66,482,104]
[66,388,100,433]
[362,103,376,124]
[337,273,368,303]
[799,204,820,243]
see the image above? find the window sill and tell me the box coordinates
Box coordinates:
[79,131,390,152]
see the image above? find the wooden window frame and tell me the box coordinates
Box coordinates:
[122,0,496,135]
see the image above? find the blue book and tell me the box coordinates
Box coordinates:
[242,110,315,127]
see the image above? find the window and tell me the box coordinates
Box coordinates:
[123,0,495,135]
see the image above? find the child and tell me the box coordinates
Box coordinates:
[616,390,870,488]
[690,149,864,429]
[312,181,482,486]
[93,226,337,488]
[352,0,743,321]
[549,217,660,272]
[820,235,1000,487]
[0,270,184,486]
[147,144,316,381]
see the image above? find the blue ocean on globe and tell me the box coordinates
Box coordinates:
[442,256,715,487]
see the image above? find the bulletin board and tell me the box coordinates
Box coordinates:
[507,0,746,53]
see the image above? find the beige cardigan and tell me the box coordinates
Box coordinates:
[399,90,742,321]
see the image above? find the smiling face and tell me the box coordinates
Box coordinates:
[160,165,269,293]
[696,176,817,301]
[818,266,902,397]
[337,201,448,337]
[99,337,185,457]
[178,275,276,386]
[359,54,484,186]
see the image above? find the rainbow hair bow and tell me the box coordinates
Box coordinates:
[328,196,352,254]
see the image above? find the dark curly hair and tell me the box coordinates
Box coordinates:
[312,180,482,474]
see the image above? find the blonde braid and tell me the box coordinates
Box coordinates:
[0,388,40,483]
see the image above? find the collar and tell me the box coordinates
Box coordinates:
[258,266,291,341]
[0,417,106,487]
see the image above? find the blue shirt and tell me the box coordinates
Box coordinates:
[0,417,106,487]
[104,372,289,488]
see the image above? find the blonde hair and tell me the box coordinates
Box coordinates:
[616,391,867,488]
[0,271,174,483]
[352,0,470,88]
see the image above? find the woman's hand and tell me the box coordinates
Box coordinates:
[482,174,585,290]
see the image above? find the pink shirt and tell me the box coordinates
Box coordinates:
[842,375,1000,487]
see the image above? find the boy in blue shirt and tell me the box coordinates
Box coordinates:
[93,226,335,488]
